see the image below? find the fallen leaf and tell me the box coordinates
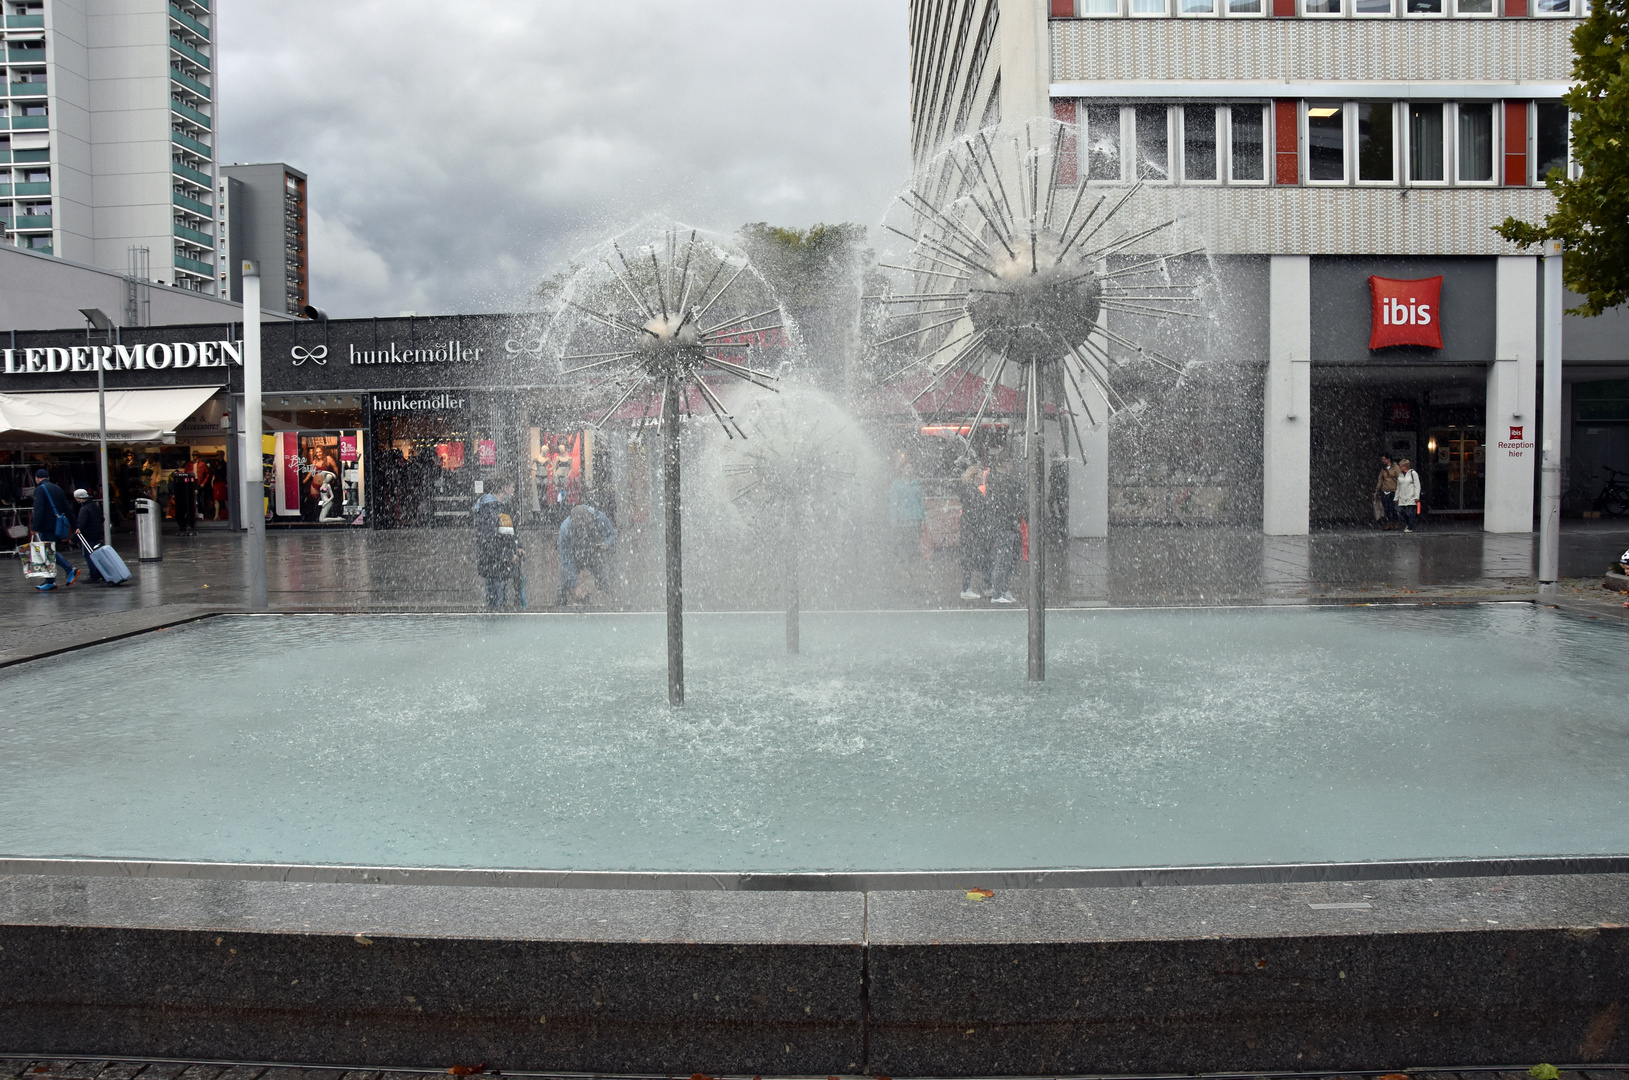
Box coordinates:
[691,1074,717,1080]
[1529,1066,1560,1080]
[1379,1074,1410,1080]
[448,1066,486,1076]
[966,887,994,901]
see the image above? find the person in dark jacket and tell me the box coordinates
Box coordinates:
[984,453,1024,605]
[72,488,106,582]
[473,481,522,610]
[957,459,991,600]
[557,502,617,606]
[170,468,198,535]
[28,468,77,591]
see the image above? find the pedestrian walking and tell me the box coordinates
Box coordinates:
[27,468,78,592]
[473,481,523,610]
[170,467,197,535]
[1394,458,1422,532]
[1374,453,1401,530]
[71,488,105,583]
[557,502,617,606]
[957,459,991,600]
[985,452,1023,604]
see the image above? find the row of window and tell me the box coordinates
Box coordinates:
[1062,0,1573,16]
[1063,100,1569,187]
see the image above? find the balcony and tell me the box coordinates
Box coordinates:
[172,161,211,186]
[170,97,210,129]
[12,116,48,130]
[0,184,8,196]
[6,48,45,63]
[14,148,49,162]
[173,253,213,276]
[171,128,211,157]
[169,4,209,41]
[14,181,49,196]
[169,67,210,101]
[173,191,212,216]
[5,14,45,27]
[0,150,8,164]
[14,215,53,230]
[168,36,210,71]
[9,81,47,98]
[174,222,213,246]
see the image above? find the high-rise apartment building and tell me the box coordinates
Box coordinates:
[909,0,1629,533]
[0,0,216,294]
[218,162,309,316]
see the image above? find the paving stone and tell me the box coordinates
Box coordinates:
[91,1067,146,1080]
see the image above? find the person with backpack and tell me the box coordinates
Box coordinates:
[473,481,523,610]
[28,468,78,591]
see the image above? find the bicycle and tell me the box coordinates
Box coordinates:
[1592,465,1629,518]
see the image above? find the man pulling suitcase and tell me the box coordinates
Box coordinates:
[73,488,130,585]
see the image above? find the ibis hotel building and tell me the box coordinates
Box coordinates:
[910,0,1629,532]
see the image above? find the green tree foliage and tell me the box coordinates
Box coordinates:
[738,222,868,305]
[1495,0,1629,315]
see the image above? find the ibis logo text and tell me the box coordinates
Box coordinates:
[1498,424,1534,458]
[1368,275,1444,351]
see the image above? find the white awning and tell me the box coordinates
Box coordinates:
[0,387,221,442]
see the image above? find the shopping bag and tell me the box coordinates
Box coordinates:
[23,540,56,580]
[1372,493,1384,521]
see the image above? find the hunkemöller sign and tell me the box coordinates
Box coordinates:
[2,341,244,374]
[345,341,482,365]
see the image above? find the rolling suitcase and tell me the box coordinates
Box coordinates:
[79,533,131,585]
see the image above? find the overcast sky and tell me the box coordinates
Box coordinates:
[217,2,911,318]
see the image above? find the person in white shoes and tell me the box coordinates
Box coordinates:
[1394,458,1422,533]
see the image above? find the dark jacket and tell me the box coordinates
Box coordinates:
[76,499,104,542]
[472,494,519,580]
[30,480,73,540]
[984,467,1024,530]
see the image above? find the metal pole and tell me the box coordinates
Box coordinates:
[663,380,684,706]
[1026,369,1046,682]
[97,333,110,549]
[1538,240,1563,594]
[242,262,268,610]
[785,499,800,654]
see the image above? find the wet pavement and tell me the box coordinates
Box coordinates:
[1,519,1626,656]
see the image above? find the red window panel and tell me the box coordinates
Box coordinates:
[1051,0,1076,13]
[1503,101,1529,185]
[1053,99,1079,185]
[1273,0,1297,14]
[1503,0,1528,14]
[1274,100,1300,184]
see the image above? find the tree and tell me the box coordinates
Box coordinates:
[1495,0,1629,316]
[738,223,870,386]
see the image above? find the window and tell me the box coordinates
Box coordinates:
[1180,0,1218,14]
[1228,0,1265,12]
[1405,0,1444,12]
[1355,0,1393,12]
[27,235,50,250]
[1454,0,1494,12]
[1534,102,1569,180]
[23,169,49,183]
[1134,104,1170,180]
[1457,103,1495,182]
[1304,0,1342,14]
[1079,0,1119,14]
[1535,0,1573,12]
[1307,103,1345,181]
[23,105,46,116]
[1085,104,1122,181]
[1230,105,1267,181]
[1408,103,1445,182]
[1357,103,1394,182]
[1130,0,1167,13]
[1183,105,1218,181]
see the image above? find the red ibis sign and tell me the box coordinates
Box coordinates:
[1368,275,1443,350]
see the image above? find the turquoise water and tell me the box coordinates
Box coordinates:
[1,605,1624,871]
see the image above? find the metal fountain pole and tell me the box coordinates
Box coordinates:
[1538,239,1563,596]
[785,495,800,654]
[242,261,268,610]
[78,307,114,549]
[662,376,685,705]
[1026,365,1046,682]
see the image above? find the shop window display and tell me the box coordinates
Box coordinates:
[270,430,365,525]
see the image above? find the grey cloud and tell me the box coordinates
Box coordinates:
[218,1,910,317]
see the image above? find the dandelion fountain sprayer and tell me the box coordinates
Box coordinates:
[878,118,1206,680]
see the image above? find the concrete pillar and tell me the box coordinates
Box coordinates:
[1485,256,1538,534]
[997,0,1051,126]
[1264,255,1311,536]
[1065,423,1109,538]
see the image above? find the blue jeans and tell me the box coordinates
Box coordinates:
[1399,504,1418,530]
[483,577,510,610]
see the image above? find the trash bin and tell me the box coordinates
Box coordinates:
[134,497,162,562]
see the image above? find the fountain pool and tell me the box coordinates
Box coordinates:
[3,603,1625,874]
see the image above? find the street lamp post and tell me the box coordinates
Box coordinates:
[241,261,268,610]
[78,307,115,550]
[1538,240,1563,595]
